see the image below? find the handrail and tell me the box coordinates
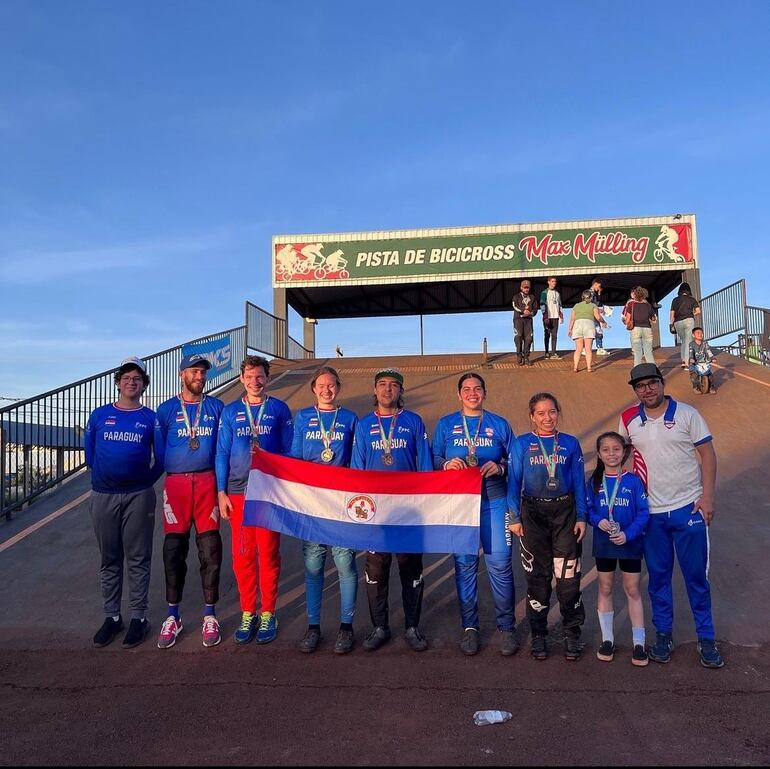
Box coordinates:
[1,325,246,517]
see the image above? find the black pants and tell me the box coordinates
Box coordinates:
[365,551,424,629]
[519,496,584,638]
[163,530,222,605]
[543,318,560,353]
[514,317,534,356]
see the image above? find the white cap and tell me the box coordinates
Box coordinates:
[119,356,147,373]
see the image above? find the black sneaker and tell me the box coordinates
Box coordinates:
[498,630,519,657]
[362,626,391,652]
[93,615,124,648]
[648,631,673,663]
[405,626,428,652]
[122,617,150,648]
[697,638,725,669]
[564,635,584,661]
[530,635,548,660]
[596,640,616,662]
[459,627,479,656]
[333,628,354,655]
[632,644,649,666]
[298,627,321,654]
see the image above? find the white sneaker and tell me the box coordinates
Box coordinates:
[596,348,609,356]
[581,350,587,356]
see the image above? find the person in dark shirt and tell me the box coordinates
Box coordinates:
[669,283,702,369]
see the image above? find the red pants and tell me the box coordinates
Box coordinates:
[228,493,281,614]
[163,471,219,535]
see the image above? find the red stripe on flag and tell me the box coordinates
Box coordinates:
[250,449,482,495]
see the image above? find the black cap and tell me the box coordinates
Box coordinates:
[628,363,664,386]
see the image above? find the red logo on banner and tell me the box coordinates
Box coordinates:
[275,243,350,282]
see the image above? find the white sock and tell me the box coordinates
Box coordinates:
[632,626,646,647]
[598,610,614,643]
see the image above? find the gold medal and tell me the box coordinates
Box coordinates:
[320,447,334,463]
[466,455,479,467]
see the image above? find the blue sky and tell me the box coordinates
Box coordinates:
[2,1,769,398]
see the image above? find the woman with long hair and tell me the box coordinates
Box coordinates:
[623,286,658,366]
[433,373,517,657]
[507,393,587,661]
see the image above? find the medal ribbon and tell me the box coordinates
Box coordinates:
[461,412,484,459]
[244,396,269,442]
[179,395,205,442]
[601,473,622,523]
[376,410,399,456]
[315,406,339,452]
[535,432,559,480]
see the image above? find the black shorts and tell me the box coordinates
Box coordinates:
[595,557,641,574]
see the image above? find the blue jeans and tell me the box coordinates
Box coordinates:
[643,504,715,639]
[675,318,696,363]
[630,327,654,366]
[302,542,358,625]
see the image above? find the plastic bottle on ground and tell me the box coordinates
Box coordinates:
[473,710,512,726]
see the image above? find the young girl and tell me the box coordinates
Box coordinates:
[586,432,650,665]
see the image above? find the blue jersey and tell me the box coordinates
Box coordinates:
[154,395,225,474]
[507,431,587,522]
[432,410,515,500]
[586,472,650,560]
[291,406,358,467]
[84,403,162,493]
[215,396,293,494]
[351,410,432,472]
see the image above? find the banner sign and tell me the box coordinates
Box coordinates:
[182,335,233,377]
[273,221,693,287]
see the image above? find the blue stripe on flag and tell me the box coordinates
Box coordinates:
[243,500,479,555]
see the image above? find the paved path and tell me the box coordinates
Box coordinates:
[2,349,769,765]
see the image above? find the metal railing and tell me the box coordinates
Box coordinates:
[245,301,313,360]
[700,279,747,342]
[1,326,245,518]
[700,279,769,367]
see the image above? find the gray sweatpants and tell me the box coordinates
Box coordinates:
[90,488,156,619]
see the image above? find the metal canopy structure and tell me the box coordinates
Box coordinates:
[272,214,700,348]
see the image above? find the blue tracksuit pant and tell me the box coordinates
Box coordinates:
[643,503,715,640]
[453,496,514,631]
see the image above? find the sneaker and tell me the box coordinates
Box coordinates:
[333,628,355,655]
[405,626,428,652]
[648,631,673,663]
[362,626,391,652]
[498,629,519,657]
[122,617,150,648]
[459,627,479,656]
[202,615,221,648]
[632,644,649,666]
[93,615,124,648]
[549,353,561,360]
[530,635,548,660]
[581,350,587,356]
[256,611,278,644]
[596,348,609,356]
[596,640,616,662]
[234,612,257,645]
[564,635,584,661]
[157,615,183,649]
[298,627,321,654]
[697,638,725,669]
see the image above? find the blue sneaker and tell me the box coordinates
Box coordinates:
[648,631,673,663]
[698,638,725,668]
[256,611,278,644]
[234,612,257,644]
